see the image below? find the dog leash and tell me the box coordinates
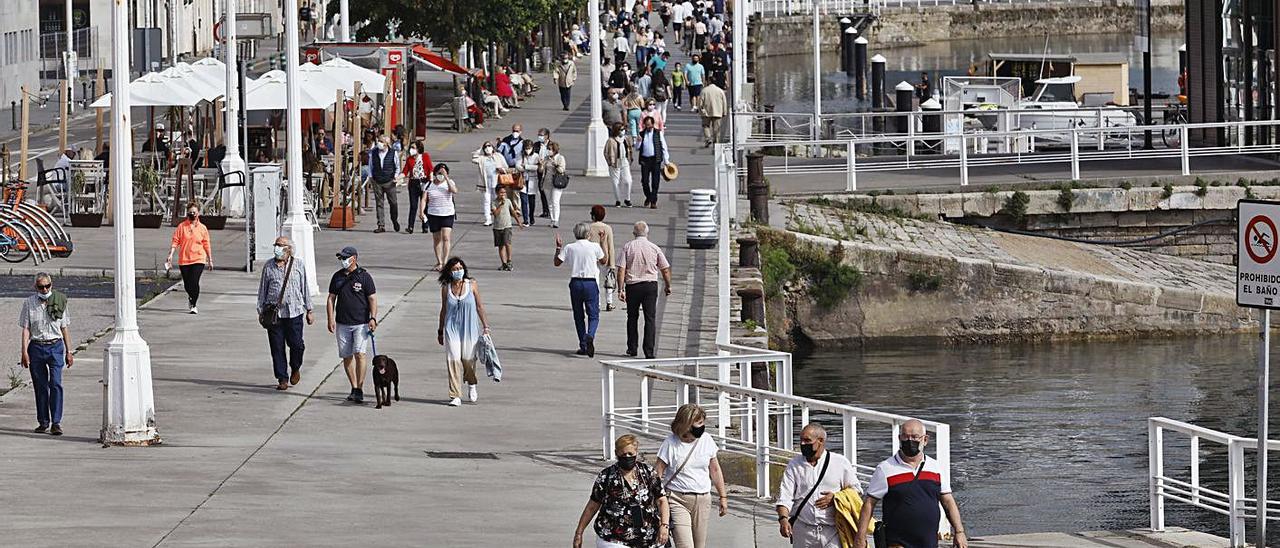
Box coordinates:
[369,330,377,356]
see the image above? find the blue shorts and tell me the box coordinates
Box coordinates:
[688,84,703,98]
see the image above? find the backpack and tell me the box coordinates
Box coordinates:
[653,85,669,102]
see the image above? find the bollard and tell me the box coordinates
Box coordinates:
[854,36,868,101]
[895,81,914,134]
[747,152,769,224]
[921,98,942,153]
[9,101,14,131]
[738,287,766,324]
[871,54,886,109]
[763,103,775,139]
[838,17,852,73]
[842,27,857,78]
[738,235,760,268]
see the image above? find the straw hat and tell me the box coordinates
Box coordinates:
[662,162,679,181]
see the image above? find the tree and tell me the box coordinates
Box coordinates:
[327,0,584,54]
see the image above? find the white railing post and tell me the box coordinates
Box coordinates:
[891,422,901,455]
[846,140,857,191]
[907,113,916,157]
[602,366,616,460]
[756,396,771,497]
[1096,110,1105,151]
[1229,439,1246,546]
[1070,129,1080,181]
[958,134,969,186]
[1149,421,1165,531]
[933,423,950,488]
[676,381,689,407]
[640,376,651,434]
[718,361,731,439]
[1180,126,1190,176]
[843,413,857,466]
[1190,435,1200,506]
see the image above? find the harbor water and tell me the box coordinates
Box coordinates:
[754,31,1184,114]
[793,334,1277,539]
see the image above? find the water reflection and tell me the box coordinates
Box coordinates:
[792,335,1276,538]
[755,32,1184,113]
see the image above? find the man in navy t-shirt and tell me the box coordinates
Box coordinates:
[326,246,378,404]
[855,419,968,548]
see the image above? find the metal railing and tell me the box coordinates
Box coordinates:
[749,0,1104,17]
[1149,417,1280,547]
[602,345,951,497]
[733,118,1280,191]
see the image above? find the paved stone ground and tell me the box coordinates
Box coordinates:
[786,200,1238,295]
[0,35,785,547]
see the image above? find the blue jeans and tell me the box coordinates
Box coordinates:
[569,278,600,350]
[520,192,537,225]
[267,314,306,381]
[28,340,66,426]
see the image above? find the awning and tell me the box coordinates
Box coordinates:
[410,46,469,77]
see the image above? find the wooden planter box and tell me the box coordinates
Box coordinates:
[202,215,228,230]
[133,214,164,229]
[70,213,104,227]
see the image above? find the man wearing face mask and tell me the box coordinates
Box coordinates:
[368,136,400,233]
[327,246,378,404]
[776,423,860,548]
[19,273,72,435]
[554,53,577,111]
[257,237,314,391]
[856,419,967,548]
[603,92,626,131]
[497,124,525,168]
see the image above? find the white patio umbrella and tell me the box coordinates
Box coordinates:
[160,65,223,102]
[89,71,205,108]
[243,74,336,111]
[320,58,387,94]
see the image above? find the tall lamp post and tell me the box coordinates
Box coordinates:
[280,0,320,296]
[339,0,350,42]
[102,0,160,446]
[221,0,246,183]
[65,0,76,114]
[584,0,608,177]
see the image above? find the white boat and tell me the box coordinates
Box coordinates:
[1016,76,1138,131]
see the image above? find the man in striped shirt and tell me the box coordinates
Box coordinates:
[855,419,968,548]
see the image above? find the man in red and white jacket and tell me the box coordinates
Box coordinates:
[855,419,968,548]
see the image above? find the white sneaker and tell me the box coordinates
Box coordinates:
[467,384,478,403]
[448,397,462,407]
[189,306,198,315]
[483,220,493,227]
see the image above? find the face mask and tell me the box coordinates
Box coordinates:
[617,455,638,470]
[187,212,197,220]
[900,439,922,458]
[408,148,418,155]
[435,174,446,181]
[800,442,817,460]
[538,135,546,143]
[484,146,494,154]
[273,245,287,259]
[690,425,705,438]
[450,270,464,281]
[340,257,353,269]
[37,291,51,300]
[511,132,521,139]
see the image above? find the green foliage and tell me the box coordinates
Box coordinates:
[742,319,759,330]
[1056,185,1075,212]
[758,230,862,309]
[1161,183,1174,199]
[1194,180,1209,197]
[1118,181,1132,191]
[806,197,931,222]
[907,272,943,292]
[328,0,583,52]
[1002,191,1029,223]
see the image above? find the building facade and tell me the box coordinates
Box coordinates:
[0,3,42,107]
[1185,0,1277,142]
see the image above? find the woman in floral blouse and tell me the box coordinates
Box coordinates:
[574,434,671,548]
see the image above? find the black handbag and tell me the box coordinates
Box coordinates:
[259,258,294,329]
[552,172,570,189]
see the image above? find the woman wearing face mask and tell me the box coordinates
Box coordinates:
[471,141,510,226]
[644,99,665,131]
[424,164,458,271]
[542,142,568,228]
[655,404,728,548]
[535,129,555,219]
[436,257,491,407]
[402,139,433,234]
[624,89,644,137]
[517,140,541,226]
[574,434,671,548]
[165,203,213,314]
[651,69,671,118]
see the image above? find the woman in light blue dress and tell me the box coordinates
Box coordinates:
[437,257,491,407]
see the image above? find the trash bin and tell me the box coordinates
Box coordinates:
[687,189,718,249]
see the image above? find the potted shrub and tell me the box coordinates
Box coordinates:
[68,170,103,227]
[132,165,164,229]
[201,190,227,230]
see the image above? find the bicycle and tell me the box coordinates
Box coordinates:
[0,180,74,264]
[1161,104,1188,148]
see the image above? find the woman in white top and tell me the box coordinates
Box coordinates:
[517,141,541,227]
[542,141,568,228]
[656,404,728,548]
[423,163,459,271]
[471,141,509,226]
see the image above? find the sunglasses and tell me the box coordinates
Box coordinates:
[36,284,51,290]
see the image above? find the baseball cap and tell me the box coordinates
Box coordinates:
[336,246,358,259]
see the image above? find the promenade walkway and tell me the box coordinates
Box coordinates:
[0,42,781,547]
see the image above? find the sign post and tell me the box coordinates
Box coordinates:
[1238,199,1280,543]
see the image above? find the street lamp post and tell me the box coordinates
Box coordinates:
[102,0,160,447]
[280,0,320,296]
[584,0,608,177]
[221,0,246,182]
[65,0,76,114]
[339,0,350,42]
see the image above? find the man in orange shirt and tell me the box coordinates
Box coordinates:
[165,203,213,314]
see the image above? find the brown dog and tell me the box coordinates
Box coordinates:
[371,354,400,409]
